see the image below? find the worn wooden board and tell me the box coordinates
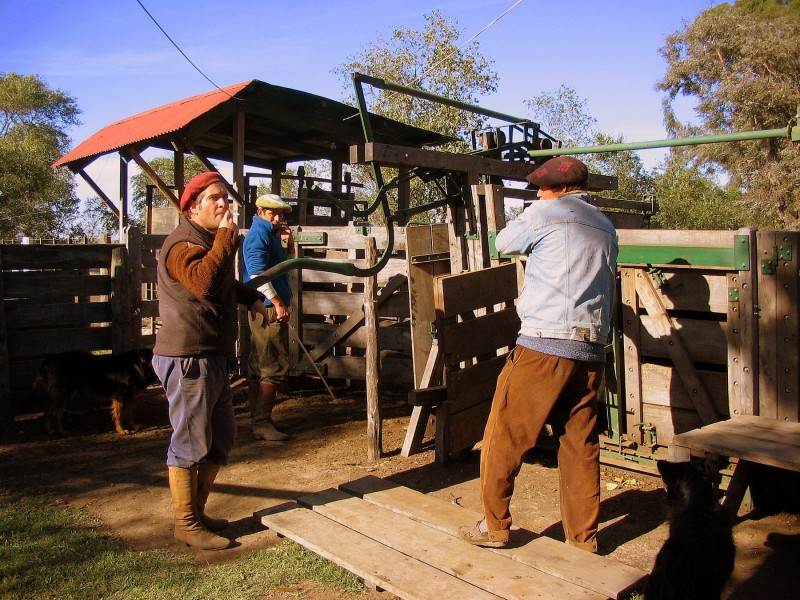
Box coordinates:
[638,316,728,365]
[640,363,729,415]
[257,503,500,600]
[340,476,648,600]
[636,270,731,314]
[434,263,518,319]
[672,416,800,472]
[297,487,605,600]
[440,307,519,365]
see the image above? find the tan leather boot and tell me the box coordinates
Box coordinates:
[168,466,232,550]
[251,382,289,441]
[197,463,228,533]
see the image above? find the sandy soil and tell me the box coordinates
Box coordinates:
[2,379,799,599]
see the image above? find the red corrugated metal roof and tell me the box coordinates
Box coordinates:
[53,80,253,167]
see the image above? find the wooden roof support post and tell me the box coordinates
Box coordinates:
[126,148,180,210]
[118,154,129,239]
[173,148,185,201]
[181,137,245,206]
[76,168,120,218]
[232,111,246,226]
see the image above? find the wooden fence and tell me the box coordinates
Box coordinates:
[0,225,413,424]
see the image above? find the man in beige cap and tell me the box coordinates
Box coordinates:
[242,193,295,441]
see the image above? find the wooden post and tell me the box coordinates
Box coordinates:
[364,236,381,460]
[110,246,129,354]
[126,227,144,349]
[0,247,11,430]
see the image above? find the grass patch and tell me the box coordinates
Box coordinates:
[0,488,366,599]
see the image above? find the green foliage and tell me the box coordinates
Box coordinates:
[0,489,366,599]
[336,10,499,223]
[658,3,800,228]
[650,152,760,230]
[0,72,81,239]
[525,87,653,203]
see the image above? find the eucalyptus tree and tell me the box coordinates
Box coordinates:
[0,72,81,239]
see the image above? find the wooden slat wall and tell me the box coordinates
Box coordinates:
[0,242,124,417]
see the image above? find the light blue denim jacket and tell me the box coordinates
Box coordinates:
[495,192,618,344]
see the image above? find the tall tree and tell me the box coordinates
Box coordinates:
[658,1,800,228]
[525,86,653,202]
[335,10,499,222]
[0,73,81,239]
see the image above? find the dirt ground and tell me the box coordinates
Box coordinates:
[2,379,799,599]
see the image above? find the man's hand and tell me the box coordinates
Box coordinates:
[272,297,290,322]
[219,207,238,234]
[249,299,270,329]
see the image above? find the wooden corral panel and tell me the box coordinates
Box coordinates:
[0,240,142,419]
[432,263,520,464]
[281,225,413,387]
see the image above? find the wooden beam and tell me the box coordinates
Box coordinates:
[365,237,381,461]
[126,148,180,209]
[634,269,721,425]
[76,168,120,217]
[351,142,618,190]
[181,137,245,205]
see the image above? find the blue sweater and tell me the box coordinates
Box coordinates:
[242,215,293,306]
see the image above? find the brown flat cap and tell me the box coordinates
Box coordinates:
[526,156,588,189]
[180,171,225,211]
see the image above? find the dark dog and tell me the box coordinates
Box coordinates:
[644,452,735,600]
[32,348,157,435]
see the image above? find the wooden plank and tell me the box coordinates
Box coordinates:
[6,327,112,358]
[775,231,799,421]
[440,307,519,365]
[673,422,800,472]
[733,228,758,416]
[257,503,501,600]
[617,229,737,249]
[704,417,800,448]
[726,271,745,417]
[436,398,491,464]
[620,268,643,444]
[407,224,450,387]
[4,300,113,329]
[434,263,518,319]
[292,224,408,253]
[364,237,381,461]
[634,269,720,424]
[640,363,729,415]
[298,488,605,600]
[408,386,448,407]
[351,143,617,190]
[637,270,731,314]
[0,244,115,269]
[3,273,110,299]
[446,354,507,412]
[642,404,705,447]
[757,231,778,418]
[638,317,728,365]
[341,476,648,600]
[306,274,407,362]
[302,322,410,352]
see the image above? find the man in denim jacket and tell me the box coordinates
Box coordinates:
[459,156,618,552]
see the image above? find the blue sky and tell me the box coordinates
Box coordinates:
[2,0,722,201]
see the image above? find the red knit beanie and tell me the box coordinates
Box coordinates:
[526,156,588,189]
[179,171,225,211]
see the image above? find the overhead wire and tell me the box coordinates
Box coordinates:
[134,0,240,99]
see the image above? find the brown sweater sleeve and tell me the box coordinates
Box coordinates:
[165,227,239,300]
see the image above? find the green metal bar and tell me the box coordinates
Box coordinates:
[618,245,736,268]
[353,72,531,126]
[528,113,799,157]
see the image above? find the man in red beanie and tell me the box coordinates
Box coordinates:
[458,156,618,553]
[152,171,270,550]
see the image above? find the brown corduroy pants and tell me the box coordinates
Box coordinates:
[480,345,603,552]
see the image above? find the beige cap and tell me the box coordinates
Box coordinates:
[255,193,293,213]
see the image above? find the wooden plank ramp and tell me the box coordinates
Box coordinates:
[257,476,647,600]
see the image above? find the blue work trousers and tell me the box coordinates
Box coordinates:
[153,354,236,469]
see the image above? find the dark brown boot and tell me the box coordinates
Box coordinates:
[251,382,289,441]
[197,463,228,533]
[168,466,232,550]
